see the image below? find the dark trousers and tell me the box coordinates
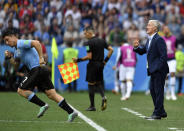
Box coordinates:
[177,77,183,94]
[68,80,77,92]
[150,71,166,116]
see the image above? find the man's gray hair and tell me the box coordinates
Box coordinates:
[149,20,160,32]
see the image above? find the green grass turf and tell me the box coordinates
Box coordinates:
[0,91,184,131]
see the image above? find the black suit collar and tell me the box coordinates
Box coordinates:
[147,33,158,53]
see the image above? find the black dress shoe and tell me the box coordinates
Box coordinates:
[86,107,96,111]
[145,115,161,120]
[161,112,167,118]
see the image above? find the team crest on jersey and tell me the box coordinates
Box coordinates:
[24,40,29,45]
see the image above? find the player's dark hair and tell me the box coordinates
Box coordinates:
[83,26,94,31]
[66,41,73,47]
[2,28,18,39]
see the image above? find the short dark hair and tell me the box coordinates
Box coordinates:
[66,41,73,47]
[83,26,94,31]
[2,28,18,39]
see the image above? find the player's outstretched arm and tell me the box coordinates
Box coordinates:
[72,52,92,63]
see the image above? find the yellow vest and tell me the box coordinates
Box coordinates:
[63,48,78,63]
[175,50,184,71]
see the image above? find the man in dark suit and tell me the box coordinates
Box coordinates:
[133,20,169,120]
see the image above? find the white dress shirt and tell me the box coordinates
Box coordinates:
[147,33,157,49]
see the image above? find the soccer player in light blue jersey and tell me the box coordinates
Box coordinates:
[2,28,78,122]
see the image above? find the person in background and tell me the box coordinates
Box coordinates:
[62,42,79,92]
[162,25,177,100]
[112,46,121,95]
[73,26,113,111]
[3,51,17,91]
[0,62,5,90]
[175,45,184,96]
[133,20,168,120]
[117,40,136,101]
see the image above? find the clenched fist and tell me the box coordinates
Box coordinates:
[39,57,46,66]
[4,50,12,58]
[133,40,140,48]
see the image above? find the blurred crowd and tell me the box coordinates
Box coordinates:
[0,0,184,47]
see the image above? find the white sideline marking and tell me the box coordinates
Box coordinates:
[0,120,82,124]
[70,105,107,131]
[121,107,154,121]
[168,127,184,131]
[122,108,184,131]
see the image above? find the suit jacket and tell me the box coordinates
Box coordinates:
[133,33,169,76]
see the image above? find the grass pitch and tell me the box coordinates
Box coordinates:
[0,91,183,131]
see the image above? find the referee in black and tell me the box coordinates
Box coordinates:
[73,26,113,111]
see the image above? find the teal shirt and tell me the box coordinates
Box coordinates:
[14,40,40,70]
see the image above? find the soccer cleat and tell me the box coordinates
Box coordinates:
[101,98,107,111]
[165,95,171,100]
[86,106,96,111]
[171,95,177,101]
[68,112,78,122]
[112,90,119,95]
[120,97,128,101]
[37,103,49,118]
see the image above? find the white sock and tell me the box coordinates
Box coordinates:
[114,81,119,92]
[120,82,126,97]
[126,81,133,98]
[170,77,176,97]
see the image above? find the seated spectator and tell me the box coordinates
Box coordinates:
[19,15,35,34]
[47,5,62,26]
[63,14,73,31]
[50,0,63,11]
[0,62,5,90]
[4,0,18,13]
[42,25,50,45]
[0,18,4,41]
[165,0,179,23]
[108,24,125,46]
[18,0,32,19]
[72,5,81,30]
[5,11,19,29]
[176,25,184,48]
[168,16,181,38]
[34,13,43,31]
[63,25,80,46]
[135,0,152,17]
[127,23,139,43]
[21,26,33,40]
[108,0,121,11]
[119,6,138,23]
[0,3,5,20]
[49,17,63,45]
[79,0,93,26]
[3,52,17,91]
[151,5,165,23]
[34,24,50,44]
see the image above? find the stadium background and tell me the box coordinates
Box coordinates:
[0,0,184,92]
[0,45,184,92]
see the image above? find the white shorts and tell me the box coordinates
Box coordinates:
[119,64,135,81]
[167,59,176,73]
